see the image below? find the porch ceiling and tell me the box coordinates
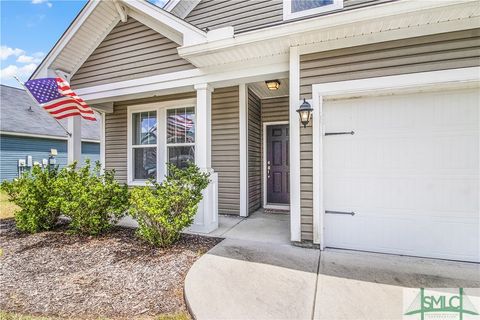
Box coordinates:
[249,79,289,99]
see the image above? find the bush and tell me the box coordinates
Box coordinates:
[129,163,210,246]
[56,160,129,235]
[1,165,61,233]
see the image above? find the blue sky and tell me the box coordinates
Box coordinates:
[0,0,167,88]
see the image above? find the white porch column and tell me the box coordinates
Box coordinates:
[194,83,213,168]
[289,46,302,242]
[189,83,218,233]
[67,116,82,164]
[239,84,248,217]
[100,112,106,172]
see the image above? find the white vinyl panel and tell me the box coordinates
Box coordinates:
[323,88,479,262]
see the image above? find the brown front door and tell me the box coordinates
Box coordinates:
[266,124,289,204]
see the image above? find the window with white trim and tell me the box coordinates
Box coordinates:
[283,0,343,20]
[128,100,196,185]
[166,106,195,169]
[131,111,157,180]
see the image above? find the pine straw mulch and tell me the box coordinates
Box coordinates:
[0,218,222,320]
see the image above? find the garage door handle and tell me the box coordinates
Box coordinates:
[325,210,355,216]
[325,131,355,136]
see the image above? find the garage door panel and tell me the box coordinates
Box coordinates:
[325,214,479,261]
[323,89,479,262]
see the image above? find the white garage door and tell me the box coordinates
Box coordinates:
[323,88,479,262]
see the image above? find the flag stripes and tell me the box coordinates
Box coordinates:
[24,77,96,121]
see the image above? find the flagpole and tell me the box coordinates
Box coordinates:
[14,76,72,137]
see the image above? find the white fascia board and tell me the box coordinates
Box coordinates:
[123,0,206,46]
[163,0,180,12]
[31,1,101,79]
[76,60,289,103]
[178,0,475,56]
[0,131,99,143]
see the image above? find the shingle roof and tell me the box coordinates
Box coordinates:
[0,85,100,141]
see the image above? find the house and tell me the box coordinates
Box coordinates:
[30,0,479,262]
[0,85,101,181]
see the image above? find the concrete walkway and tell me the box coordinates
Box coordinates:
[184,214,480,320]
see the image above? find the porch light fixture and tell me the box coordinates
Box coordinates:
[265,80,280,90]
[297,98,313,128]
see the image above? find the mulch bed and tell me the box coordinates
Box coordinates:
[0,218,222,319]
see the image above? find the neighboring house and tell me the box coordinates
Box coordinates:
[0,85,100,181]
[30,0,479,262]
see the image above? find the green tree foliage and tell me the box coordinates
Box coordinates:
[57,160,129,235]
[1,165,61,233]
[1,161,129,235]
[129,164,210,246]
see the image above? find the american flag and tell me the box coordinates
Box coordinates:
[24,77,96,121]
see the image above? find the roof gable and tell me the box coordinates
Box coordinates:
[32,0,206,82]
[70,17,195,89]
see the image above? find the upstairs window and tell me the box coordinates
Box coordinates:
[283,0,343,20]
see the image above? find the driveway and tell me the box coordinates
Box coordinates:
[185,238,480,319]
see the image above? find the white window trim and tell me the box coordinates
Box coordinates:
[283,0,343,21]
[127,98,196,186]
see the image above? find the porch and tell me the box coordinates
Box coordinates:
[198,209,290,245]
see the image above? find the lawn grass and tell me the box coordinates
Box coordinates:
[0,312,54,320]
[0,311,191,320]
[0,191,18,220]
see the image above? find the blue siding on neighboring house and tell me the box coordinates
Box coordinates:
[81,142,101,166]
[0,135,100,181]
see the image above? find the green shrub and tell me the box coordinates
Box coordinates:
[56,160,129,235]
[1,165,61,233]
[129,163,210,246]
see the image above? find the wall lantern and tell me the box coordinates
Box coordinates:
[265,80,280,90]
[296,98,313,128]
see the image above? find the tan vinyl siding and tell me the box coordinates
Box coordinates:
[212,86,241,215]
[300,29,480,98]
[185,0,392,34]
[300,124,313,241]
[248,89,262,213]
[105,92,196,184]
[261,96,289,123]
[297,29,480,241]
[105,105,128,184]
[71,17,195,89]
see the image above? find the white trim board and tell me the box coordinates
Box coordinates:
[262,121,290,210]
[239,84,249,217]
[76,62,289,104]
[289,46,301,242]
[311,66,480,248]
